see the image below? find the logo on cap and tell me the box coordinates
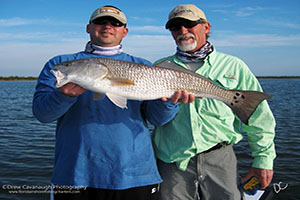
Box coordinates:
[100,7,120,15]
[171,7,194,18]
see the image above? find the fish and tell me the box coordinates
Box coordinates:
[51,57,272,125]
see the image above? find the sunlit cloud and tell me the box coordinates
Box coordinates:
[0,17,83,27]
[235,7,265,17]
[123,34,175,62]
[0,41,86,76]
[0,17,49,26]
[211,33,300,47]
[129,25,168,34]
[213,6,268,18]
[255,19,300,30]
[0,31,87,43]
[130,16,156,23]
[0,21,300,76]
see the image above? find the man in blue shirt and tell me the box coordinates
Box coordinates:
[32,5,186,200]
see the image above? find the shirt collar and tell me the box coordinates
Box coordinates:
[171,45,217,69]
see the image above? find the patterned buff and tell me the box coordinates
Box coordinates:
[176,41,213,63]
[85,41,123,56]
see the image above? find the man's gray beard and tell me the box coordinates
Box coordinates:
[176,33,197,52]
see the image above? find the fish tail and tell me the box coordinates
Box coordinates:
[226,90,272,125]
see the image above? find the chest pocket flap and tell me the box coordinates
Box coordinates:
[215,74,238,90]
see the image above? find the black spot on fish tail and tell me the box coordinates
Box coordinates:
[227,90,272,125]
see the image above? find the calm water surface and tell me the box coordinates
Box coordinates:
[0,79,299,200]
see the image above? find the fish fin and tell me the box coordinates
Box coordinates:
[106,93,128,109]
[226,90,272,125]
[93,92,106,101]
[155,60,214,83]
[108,77,135,86]
[97,64,109,79]
[50,69,70,88]
[155,60,191,73]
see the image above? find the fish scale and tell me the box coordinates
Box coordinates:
[51,57,272,125]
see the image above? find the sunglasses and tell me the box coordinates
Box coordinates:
[92,17,125,27]
[168,19,205,32]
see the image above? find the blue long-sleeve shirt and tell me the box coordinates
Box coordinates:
[32,51,178,189]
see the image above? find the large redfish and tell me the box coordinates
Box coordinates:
[51,57,272,125]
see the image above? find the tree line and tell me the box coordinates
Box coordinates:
[0,76,37,81]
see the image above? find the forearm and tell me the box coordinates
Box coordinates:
[32,85,77,123]
[242,101,276,169]
[144,99,179,126]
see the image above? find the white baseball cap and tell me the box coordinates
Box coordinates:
[166,4,207,29]
[90,6,127,24]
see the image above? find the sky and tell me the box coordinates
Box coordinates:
[0,0,299,76]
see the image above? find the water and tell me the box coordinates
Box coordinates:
[0,81,56,200]
[234,79,300,199]
[0,79,299,199]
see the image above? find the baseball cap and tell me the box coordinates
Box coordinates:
[90,6,127,24]
[165,4,207,29]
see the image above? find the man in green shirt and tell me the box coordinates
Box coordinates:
[154,4,276,200]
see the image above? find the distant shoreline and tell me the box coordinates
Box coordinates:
[257,76,300,79]
[0,76,37,81]
[0,76,300,81]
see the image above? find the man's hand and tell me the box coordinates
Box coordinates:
[242,167,274,189]
[161,90,195,104]
[57,82,86,97]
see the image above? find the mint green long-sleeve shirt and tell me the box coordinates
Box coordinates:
[153,47,276,171]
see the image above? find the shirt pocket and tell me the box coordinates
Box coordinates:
[199,74,238,121]
[215,74,238,90]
